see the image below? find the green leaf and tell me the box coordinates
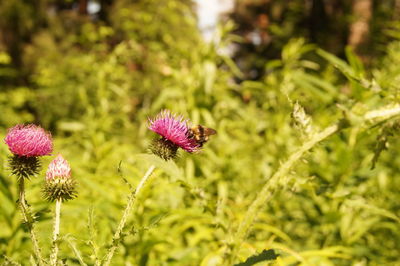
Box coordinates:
[234,249,279,266]
[317,49,359,81]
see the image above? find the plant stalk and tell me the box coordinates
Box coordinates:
[18,177,45,266]
[227,103,400,264]
[226,124,339,265]
[103,164,156,266]
[50,198,62,265]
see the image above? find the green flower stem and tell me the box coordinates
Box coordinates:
[50,198,62,266]
[226,104,400,265]
[103,164,156,266]
[17,178,44,266]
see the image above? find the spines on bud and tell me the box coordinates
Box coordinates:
[43,178,77,202]
[43,155,77,202]
[9,155,41,179]
[150,138,178,161]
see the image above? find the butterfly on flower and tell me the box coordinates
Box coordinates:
[187,125,217,147]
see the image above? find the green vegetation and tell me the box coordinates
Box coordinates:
[1,0,400,265]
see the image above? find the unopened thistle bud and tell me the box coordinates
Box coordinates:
[4,124,53,179]
[43,155,77,202]
[148,110,200,160]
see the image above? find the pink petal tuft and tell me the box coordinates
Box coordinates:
[4,124,53,157]
[46,154,71,180]
[148,110,200,152]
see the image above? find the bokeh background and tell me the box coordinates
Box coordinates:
[1,0,400,265]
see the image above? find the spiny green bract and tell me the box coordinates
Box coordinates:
[43,178,77,202]
[8,155,41,179]
[149,138,179,161]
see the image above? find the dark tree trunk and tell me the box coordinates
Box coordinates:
[79,0,88,15]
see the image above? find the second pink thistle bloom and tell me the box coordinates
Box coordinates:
[149,110,199,160]
[43,155,76,202]
[46,154,72,180]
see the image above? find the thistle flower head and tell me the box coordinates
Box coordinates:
[148,110,199,157]
[5,124,53,157]
[44,154,76,202]
[46,154,71,181]
[148,110,199,152]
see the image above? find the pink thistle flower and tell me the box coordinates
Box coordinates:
[46,154,71,181]
[149,110,199,153]
[5,124,53,157]
[44,154,76,202]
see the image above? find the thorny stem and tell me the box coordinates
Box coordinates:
[66,237,88,266]
[18,178,45,266]
[103,164,156,266]
[226,104,400,265]
[50,198,62,266]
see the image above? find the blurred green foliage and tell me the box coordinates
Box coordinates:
[1,0,400,265]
